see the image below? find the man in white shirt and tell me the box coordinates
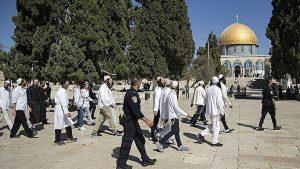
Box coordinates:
[150,77,163,141]
[198,76,224,147]
[92,76,122,136]
[73,80,85,130]
[218,74,234,133]
[0,80,13,130]
[156,81,190,152]
[190,80,207,126]
[10,78,37,138]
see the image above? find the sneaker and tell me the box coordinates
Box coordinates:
[155,142,164,152]
[92,130,102,136]
[66,138,77,143]
[116,163,132,169]
[78,127,86,131]
[53,141,65,146]
[177,145,189,151]
[257,127,264,131]
[211,143,223,147]
[273,126,281,130]
[224,128,234,133]
[198,133,204,143]
[141,159,156,167]
[165,139,174,144]
[113,131,123,136]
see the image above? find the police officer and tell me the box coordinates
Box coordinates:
[257,77,281,131]
[117,77,156,169]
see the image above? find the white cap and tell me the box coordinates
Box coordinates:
[104,75,111,81]
[218,74,224,80]
[171,81,178,89]
[157,77,162,81]
[199,80,205,85]
[16,78,22,85]
[212,76,219,85]
[4,80,10,84]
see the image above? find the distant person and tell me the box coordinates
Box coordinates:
[237,84,241,93]
[278,84,283,99]
[81,82,95,125]
[198,76,224,147]
[185,83,190,99]
[44,82,52,107]
[88,83,97,119]
[257,77,281,131]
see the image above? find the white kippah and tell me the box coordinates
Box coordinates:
[16,78,22,85]
[157,77,162,81]
[4,80,10,84]
[104,75,111,81]
[171,81,178,89]
[212,76,219,85]
[218,74,224,80]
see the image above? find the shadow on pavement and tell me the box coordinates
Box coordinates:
[236,123,258,130]
[112,147,142,164]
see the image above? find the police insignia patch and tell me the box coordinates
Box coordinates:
[132,96,138,103]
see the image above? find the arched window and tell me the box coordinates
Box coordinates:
[233,60,243,67]
[256,60,264,70]
[223,60,231,69]
[244,60,253,69]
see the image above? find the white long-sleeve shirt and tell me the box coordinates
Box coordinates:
[159,87,171,120]
[205,85,224,117]
[153,86,162,112]
[191,85,206,106]
[80,89,93,108]
[98,83,115,108]
[73,86,82,106]
[166,90,187,119]
[12,86,27,111]
[220,82,232,107]
[0,87,11,108]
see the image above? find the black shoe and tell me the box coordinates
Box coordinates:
[257,127,264,131]
[42,121,50,125]
[273,126,281,130]
[142,159,156,167]
[66,138,78,143]
[211,143,223,147]
[53,141,65,146]
[113,131,123,136]
[10,135,20,138]
[29,131,38,138]
[116,163,132,169]
[224,128,234,133]
[198,133,204,143]
[190,124,196,127]
[203,121,208,125]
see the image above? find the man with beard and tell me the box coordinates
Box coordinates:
[0,80,13,130]
[27,79,47,131]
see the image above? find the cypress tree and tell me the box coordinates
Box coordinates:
[266,0,300,80]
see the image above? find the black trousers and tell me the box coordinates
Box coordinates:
[190,105,206,125]
[259,107,277,128]
[40,102,47,123]
[10,110,33,137]
[221,114,229,130]
[150,110,160,139]
[118,120,150,166]
[29,101,44,124]
[89,105,96,118]
[55,126,73,142]
[159,119,182,147]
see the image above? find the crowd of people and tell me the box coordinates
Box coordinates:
[0,74,282,169]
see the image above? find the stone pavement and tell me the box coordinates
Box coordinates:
[0,91,299,169]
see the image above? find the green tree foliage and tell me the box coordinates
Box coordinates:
[266,0,300,80]
[205,32,221,73]
[130,0,195,79]
[42,36,99,82]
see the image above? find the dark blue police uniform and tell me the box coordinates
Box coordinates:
[117,87,150,166]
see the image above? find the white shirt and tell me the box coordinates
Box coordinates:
[159,87,171,120]
[73,86,82,106]
[98,83,115,108]
[166,90,187,119]
[153,86,162,112]
[220,82,232,107]
[0,87,11,108]
[205,85,224,117]
[12,86,27,111]
[80,89,92,108]
[191,85,206,106]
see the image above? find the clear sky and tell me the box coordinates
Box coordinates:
[0,0,272,54]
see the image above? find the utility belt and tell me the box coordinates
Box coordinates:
[119,113,131,126]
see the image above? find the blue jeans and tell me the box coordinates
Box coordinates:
[77,107,84,127]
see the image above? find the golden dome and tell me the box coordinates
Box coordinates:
[219,23,258,46]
